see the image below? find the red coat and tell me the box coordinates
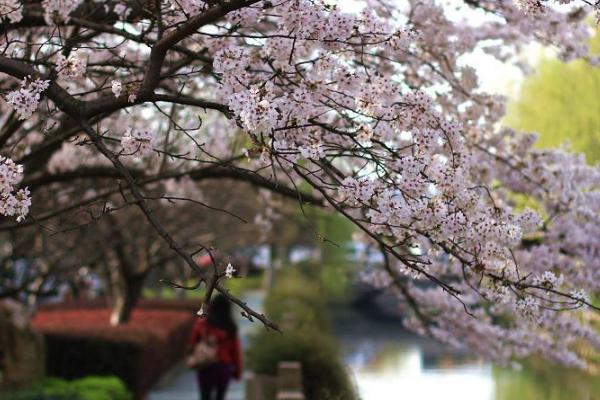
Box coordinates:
[188,319,242,379]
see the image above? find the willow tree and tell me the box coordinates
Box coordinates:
[506,31,600,163]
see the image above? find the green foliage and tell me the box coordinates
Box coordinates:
[506,32,600,164]
[143,273,263,299]
[494,358,600,400]
[68,376,131,400]
[7,377,77,400]
[264,270,330,331]
[247,269,358,400]
[318,262,352,301]
[222,273,264,297]
[307,207,357,300]
[313,208,355,265]
[3,376,131,400]
[247,331,357,400]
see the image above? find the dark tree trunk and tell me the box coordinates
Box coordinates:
[109,266,147,326]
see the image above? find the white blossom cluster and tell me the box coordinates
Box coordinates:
[121,129,156,157]
[225,263,235,278]
[532,271,563,288]
[0,0,22,23]
[0,157,30,222]
[208,0,600,368]
[42,0,82,24]
[168,0,207,16]
[515,0,547,16]
[111,80,122,98]
[516,296,542,322]
[5,77,50,120]
[56,53,86,79]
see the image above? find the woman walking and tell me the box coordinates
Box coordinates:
[188,295,242,400]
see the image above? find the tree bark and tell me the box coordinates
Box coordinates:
[109,265,147,326]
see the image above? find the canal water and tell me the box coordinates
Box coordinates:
[334,306,600,400]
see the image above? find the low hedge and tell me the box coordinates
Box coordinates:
[31,303,197,399]
[4,375,131,400]
[37,298,200,312]
[43,335,143,397]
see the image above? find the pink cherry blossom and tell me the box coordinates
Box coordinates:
[121,129,156,157]
[5,77,49,120]
[1,0,600,366]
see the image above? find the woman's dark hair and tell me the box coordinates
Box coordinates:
[206,294,238,334]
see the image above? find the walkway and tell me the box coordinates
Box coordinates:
[148,363,244,400]
[148,291,264,400]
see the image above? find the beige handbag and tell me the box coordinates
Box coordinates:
[186,335,217,369]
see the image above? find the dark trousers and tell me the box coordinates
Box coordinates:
[196,362,232,400]
[200,384,226,400]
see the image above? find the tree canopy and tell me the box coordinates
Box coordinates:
[0,0,600,369]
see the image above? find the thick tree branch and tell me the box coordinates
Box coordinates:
[139,0,260,96]
[0,55,83,113]
[22,164,324,204]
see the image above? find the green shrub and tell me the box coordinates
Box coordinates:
[264,270,330,331]
[3,376,131,400]
[223,273,264,297]
[70,376,131,400]
[2,377,75,400]
[248,269,357,400]
[247,330,357,400]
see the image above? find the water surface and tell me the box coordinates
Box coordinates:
[334,307,599,400]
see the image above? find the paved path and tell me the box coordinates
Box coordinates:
[149,291,264,400]
[148,363,244,400]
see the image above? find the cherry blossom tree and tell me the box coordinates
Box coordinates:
[2,166,294,325]
[1,0,600,368]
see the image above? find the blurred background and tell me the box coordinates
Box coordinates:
[2,196,599,400]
